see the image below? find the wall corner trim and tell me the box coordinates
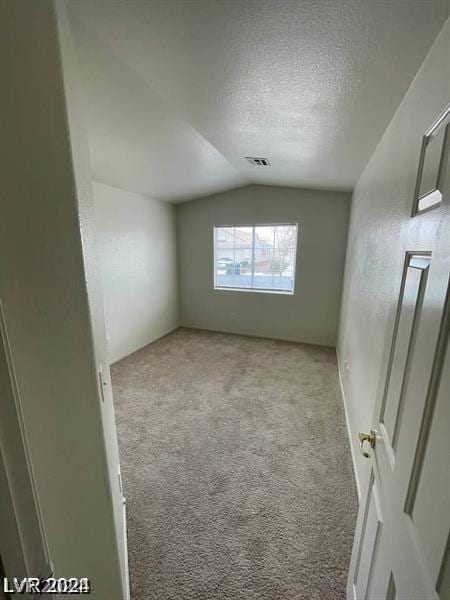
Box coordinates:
[336,351,361,502]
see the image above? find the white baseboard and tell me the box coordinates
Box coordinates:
[336,352,361,502]
[180,324,335,349]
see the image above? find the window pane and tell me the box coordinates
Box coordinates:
[214,224,297,293]
[216,263,253,288]
[283,249,296,278]
[216,226,234,242]
[253,269,294,291]
[216,270,236,287]
[275,224,297,249]
[233,270,252,288]
[272,248,295,272]
[234,247,253,263]
[234,226,253,248]
[253,269,275,289]
[255,226,275,244]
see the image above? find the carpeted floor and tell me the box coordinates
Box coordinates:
[111,328,357,600]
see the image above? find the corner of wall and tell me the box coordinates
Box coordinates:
[336,350,361,502]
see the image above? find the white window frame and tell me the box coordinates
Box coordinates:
[213,223,298,295]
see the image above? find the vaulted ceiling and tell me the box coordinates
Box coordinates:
[66,0,448,202]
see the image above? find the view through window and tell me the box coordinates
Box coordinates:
[214,224,298,293]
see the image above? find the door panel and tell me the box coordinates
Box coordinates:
[386,573,397,600]
[354,477,384,599]
[438,538,450,600]
[408,338,449,586]
[380,255,430,461]
[0,305,51,579]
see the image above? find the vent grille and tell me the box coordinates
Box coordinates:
[245,157,270,166]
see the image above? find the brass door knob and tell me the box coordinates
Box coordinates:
[359,430,376,459]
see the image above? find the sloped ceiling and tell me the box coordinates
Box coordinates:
[66,0,449,202]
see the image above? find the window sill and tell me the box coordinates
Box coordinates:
[214,286,294,296]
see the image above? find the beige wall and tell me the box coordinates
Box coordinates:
[177,185,351,346]
[93,182,179,363]
[337,19,450,495]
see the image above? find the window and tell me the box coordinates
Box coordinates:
[214,224,298,294]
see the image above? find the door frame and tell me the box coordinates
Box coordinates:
[0,300,52,581]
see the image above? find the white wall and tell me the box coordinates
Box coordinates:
[337,19,450,495]
[93,182,179,363]
[177,185,351,346]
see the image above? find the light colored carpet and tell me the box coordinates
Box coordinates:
[111,328,357,600]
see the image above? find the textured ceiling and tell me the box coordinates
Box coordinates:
[66,0,449,202]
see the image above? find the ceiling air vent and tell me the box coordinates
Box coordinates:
[245,157,270,166]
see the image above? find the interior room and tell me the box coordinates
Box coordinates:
[1,2,449,599]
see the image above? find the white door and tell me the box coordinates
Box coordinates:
[347,101,450,599]
[347,222,450,597]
